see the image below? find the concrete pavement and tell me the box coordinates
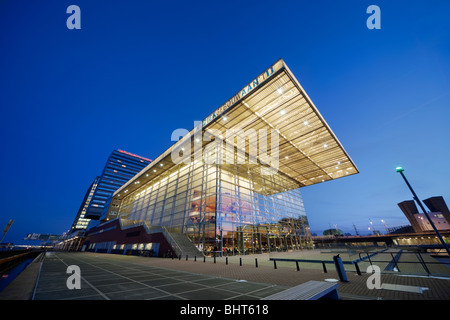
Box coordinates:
[1,251,449,300]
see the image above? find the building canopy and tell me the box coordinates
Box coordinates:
[114,59,358,200]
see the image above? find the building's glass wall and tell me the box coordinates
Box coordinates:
[118,145,312,256]
[217,168,310,255]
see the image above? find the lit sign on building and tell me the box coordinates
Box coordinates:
[202,60,284,127]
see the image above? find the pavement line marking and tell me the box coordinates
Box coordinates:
[60,253,188,300]
[31,252,45,300]
[82,257,222,290]
[60,293,111,300]
[93,253,283,286]
[53,253,110,300]
[117,261,278,297]
[223,284,286,300]
[100,258,285,299]
[62,253,282,299]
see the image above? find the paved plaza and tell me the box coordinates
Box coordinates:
[1,250,449,301]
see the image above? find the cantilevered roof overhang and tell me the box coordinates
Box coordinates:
[113,59,358,200]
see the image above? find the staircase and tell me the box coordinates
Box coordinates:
[119,219,203,258]
[163,229,203,258]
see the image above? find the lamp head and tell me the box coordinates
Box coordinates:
[396,166,404,173]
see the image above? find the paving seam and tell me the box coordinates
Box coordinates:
[88,259,266,299]
[60,253,188,300]
[61,253,286,300]
[86,254,282,289]
[60,293,109,300]
[30,253,45,300]
[222,284,283,300]
[52,253,110,300]
[145,281,273,300]
[114,257,287,290]
[85,260,216,287]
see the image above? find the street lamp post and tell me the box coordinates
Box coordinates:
[396,167,450,257]
[381,219,389,234]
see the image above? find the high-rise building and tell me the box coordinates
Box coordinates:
[70,176,100,232]
[84,150,152,221]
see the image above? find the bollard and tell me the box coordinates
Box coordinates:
[273,259,277,269]
[296,261,300,271]
[333,254,348,282]
[179,255,181,260]
[194,256,197,262]
[240,257,242,266]
[204,256,206,263]
[322,261,327,273]
[255,258,258,268]
[186,255,188,261]
[226,257,228,265]
[214,256,216,264]
[354,262,361,276]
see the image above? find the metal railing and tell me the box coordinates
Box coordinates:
[357,250,450,276]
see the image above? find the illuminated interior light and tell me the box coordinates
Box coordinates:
[153,169,156,172]
[304,120,309,125]
[223,116,228,121]
[169,171,178,178]
[323,144,328,148]
[277,88,283,94]
[280,109,286,115]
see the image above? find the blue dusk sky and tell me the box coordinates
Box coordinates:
[1,1,449,244]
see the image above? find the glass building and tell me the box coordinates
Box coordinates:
[85,149,152,221]
[70,176,100,232]
[102,59,358,256]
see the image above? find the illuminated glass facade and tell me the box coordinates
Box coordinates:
[103,59,358,256]
[116,153,310,255]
